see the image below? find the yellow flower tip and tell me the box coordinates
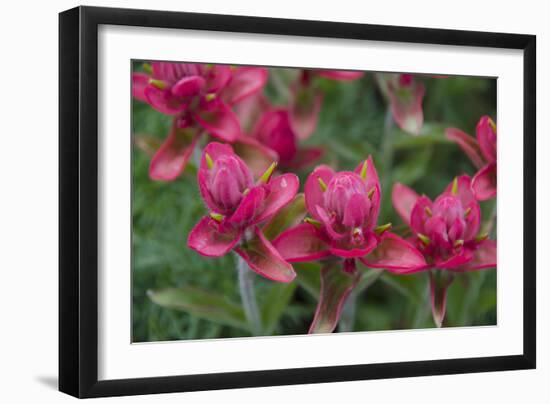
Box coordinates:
[453,239,464,248]
[475,233,489,243]
[464,207,472,217]
[205,93,217,102]
[367,187,376,199]
[148,78,166,90]
[375,222,392,235]
[304,217,321,228]
[142,63,153,74]
[209,212,224,222]
[451,177,459,196]
[359,160,369,180]
[205,153,214,169]
[424,206,433,217]
[488,117,497,133]
[260,162,278,183]
[317,176,328,192]
[417,233,431,246]
[242,188,250,196]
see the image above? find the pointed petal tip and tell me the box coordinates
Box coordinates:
[236,228,297,283]
[187,217,242,257]
[392,182,420,226]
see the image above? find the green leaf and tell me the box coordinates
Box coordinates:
[392,123,452,149]
[260,282,297,334]
[379,272,422,304]
[392,146,433,185]
[325,137,377,162]
[354,266,384,294]
[477,289,497,315]
[294,262,322,299]
[148,286,249,331]
[262,193,307,240]
[457,270,489,326]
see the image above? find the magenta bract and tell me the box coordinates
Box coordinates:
[388,74,425,135]
[252,109,323,170]
[392,176,497,326]
[376,73,425,135]
[315,70,364,81]
[394,175,496,271]
[289,69,364,140]
[188,142,299,282]
[132,63,269,181]
[446,115,497,200]
[276,158,425,268]
[273,158,426,332]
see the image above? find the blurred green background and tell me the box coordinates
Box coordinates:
[132,65,497,342]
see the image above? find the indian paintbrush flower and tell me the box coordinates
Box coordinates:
[273,158,426,333]
[446,115,497,200]
[376,73,426,135]
[392,175,497,326]
[251,108,323,170]
[289,69,364,140]
[233,91,323,171]
[132,62,269,181]
[187,142,299,282]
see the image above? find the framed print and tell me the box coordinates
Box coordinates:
[59,6,536,398]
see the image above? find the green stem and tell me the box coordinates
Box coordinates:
[482,199,498,237]
[380,107,395,217]
[412,273,431,328]
[459,271,487,326]
[271,69,292,103]
[338,268,383,332]
[236,255,262,336]
[338,291,357,332]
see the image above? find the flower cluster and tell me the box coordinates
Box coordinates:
[446,115,497,200]
[187,142,299,282]
[133,62,273,180]
[132,63,365,181]
[273,158,426,332]
[187,142,495,331]
[393,176,496,326]
[136,62,497,333]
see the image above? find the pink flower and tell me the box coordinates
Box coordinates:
[133,63,269,181]
[251,108,323,170]
[376,73,425,135]
[233,92,323,172]
[187,142,299,282]
[290,69,364,140]
[273,158,426,333]
[315,70,365,81]
[392,176,497,326]
[446,116,497,200]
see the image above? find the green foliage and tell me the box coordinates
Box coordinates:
[132,67,497,341]
[148,287,249,331]
[261,283,298,335]
[262,194,307,240]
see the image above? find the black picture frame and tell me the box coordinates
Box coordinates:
[59,5,536,398]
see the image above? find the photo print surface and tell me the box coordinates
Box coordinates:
[131,61,497,342]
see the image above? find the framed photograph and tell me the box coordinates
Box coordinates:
[59,6,536,398]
